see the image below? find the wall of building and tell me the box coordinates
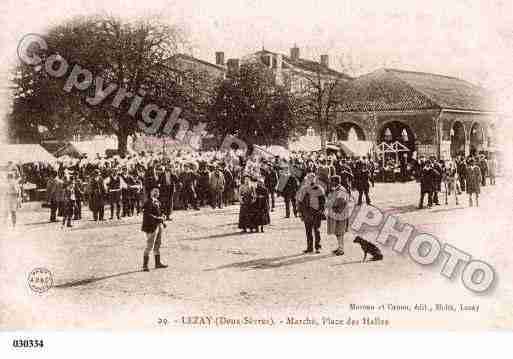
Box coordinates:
[440,111,496,157]
[336,109,498,159]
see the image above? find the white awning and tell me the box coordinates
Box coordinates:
[337,141,373,157]
[0,144,56,164]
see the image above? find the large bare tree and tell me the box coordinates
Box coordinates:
[292,53,361,151]
[11,15,209,155]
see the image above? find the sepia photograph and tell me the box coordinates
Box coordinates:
[1,0,513,355]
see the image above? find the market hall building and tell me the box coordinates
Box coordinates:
[333,68,498,160]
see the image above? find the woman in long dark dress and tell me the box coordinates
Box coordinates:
[238,176,255,233]
[253,179,270,233]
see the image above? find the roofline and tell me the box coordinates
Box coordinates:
[282,58,353,80]
[336,108,441,115]
[384,68,479,85]
[440,108,498,115]
[253,49,352,79]
[336,108,497,115]
[171,54,226,72]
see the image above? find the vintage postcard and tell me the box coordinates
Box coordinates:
[1,0,513,351]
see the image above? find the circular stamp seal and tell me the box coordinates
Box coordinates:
[27,268,53,293]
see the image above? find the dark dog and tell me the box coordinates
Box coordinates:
[353,236,383,262]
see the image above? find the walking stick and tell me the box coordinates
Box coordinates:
[444,181,448,205]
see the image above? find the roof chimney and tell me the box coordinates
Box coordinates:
[320,54,329,68]
[290,45,300,61]
[215,51,225,66]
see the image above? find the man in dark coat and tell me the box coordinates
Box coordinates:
[209,165,225,209]
[280,169,300,218]
[106,169,122,220]
[120,167,131,217]
[141,187,167,272]
[158,165,179,220]
[263,164,278,212]
[88,170,106,221]
[418,161,439,209]
[46,170,59,222]
[180,164,200,210]
[478,155,488,187]
[125,170,139,216]
[296,173,326,254]
[354,160,371,205]
[466,158,482,207]
[197,165,211,207]
[366,158,376,187]
[222,164,234,206]
[456,156,467,192]
[72,176,84,220]
[432,159,443,205]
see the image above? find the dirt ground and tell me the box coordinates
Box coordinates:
[1,180,512,330]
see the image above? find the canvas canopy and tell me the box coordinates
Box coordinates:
[70,138,118,158]
[335,141,373,158]
[265,145,290,159]
[0,144,56,164]
[288,135,322,152]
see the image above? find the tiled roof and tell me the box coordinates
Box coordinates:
[337,68,494,112]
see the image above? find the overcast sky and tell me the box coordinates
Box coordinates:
[1,0,513,111]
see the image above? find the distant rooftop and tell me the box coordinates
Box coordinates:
[253,49,353,80]
[337,68,495,112]
[169,53,226,72]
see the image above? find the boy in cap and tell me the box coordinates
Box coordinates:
[141,187,168,271]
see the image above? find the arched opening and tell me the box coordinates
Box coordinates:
[450,121,466,158]
[469,122,485,156]
[379,121,415,152]
[336,122,366,141]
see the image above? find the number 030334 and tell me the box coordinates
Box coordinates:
[12,339,44,348]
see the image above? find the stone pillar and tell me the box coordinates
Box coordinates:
[434,115,442,159]
[464,140,470,157]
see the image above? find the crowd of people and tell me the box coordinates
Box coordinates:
[1,147,498,269]
[416,153,496,208]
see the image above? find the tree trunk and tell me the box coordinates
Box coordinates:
[117,132,128,157]
[320,127,327,154]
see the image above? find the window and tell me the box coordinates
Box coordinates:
[262,55,270,67]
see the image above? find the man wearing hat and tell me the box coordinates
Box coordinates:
[46,170,60,222]
[466,158,482,207]
[141,187,168,272]
[279,167,299,218]
[197,163,211,207]
[61,179,76,228]
[263,163,278,212]
[221,162,235,207]
[88,170,106,221]
[354,159,371,206]
[209,164,225,209]
[478,154,488,187]
[180,163,200,210]
[120,167,131,217]
[106,169,122,220]
[296,173,326,254]
[159,164,179,220]
[418,160,438,209]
